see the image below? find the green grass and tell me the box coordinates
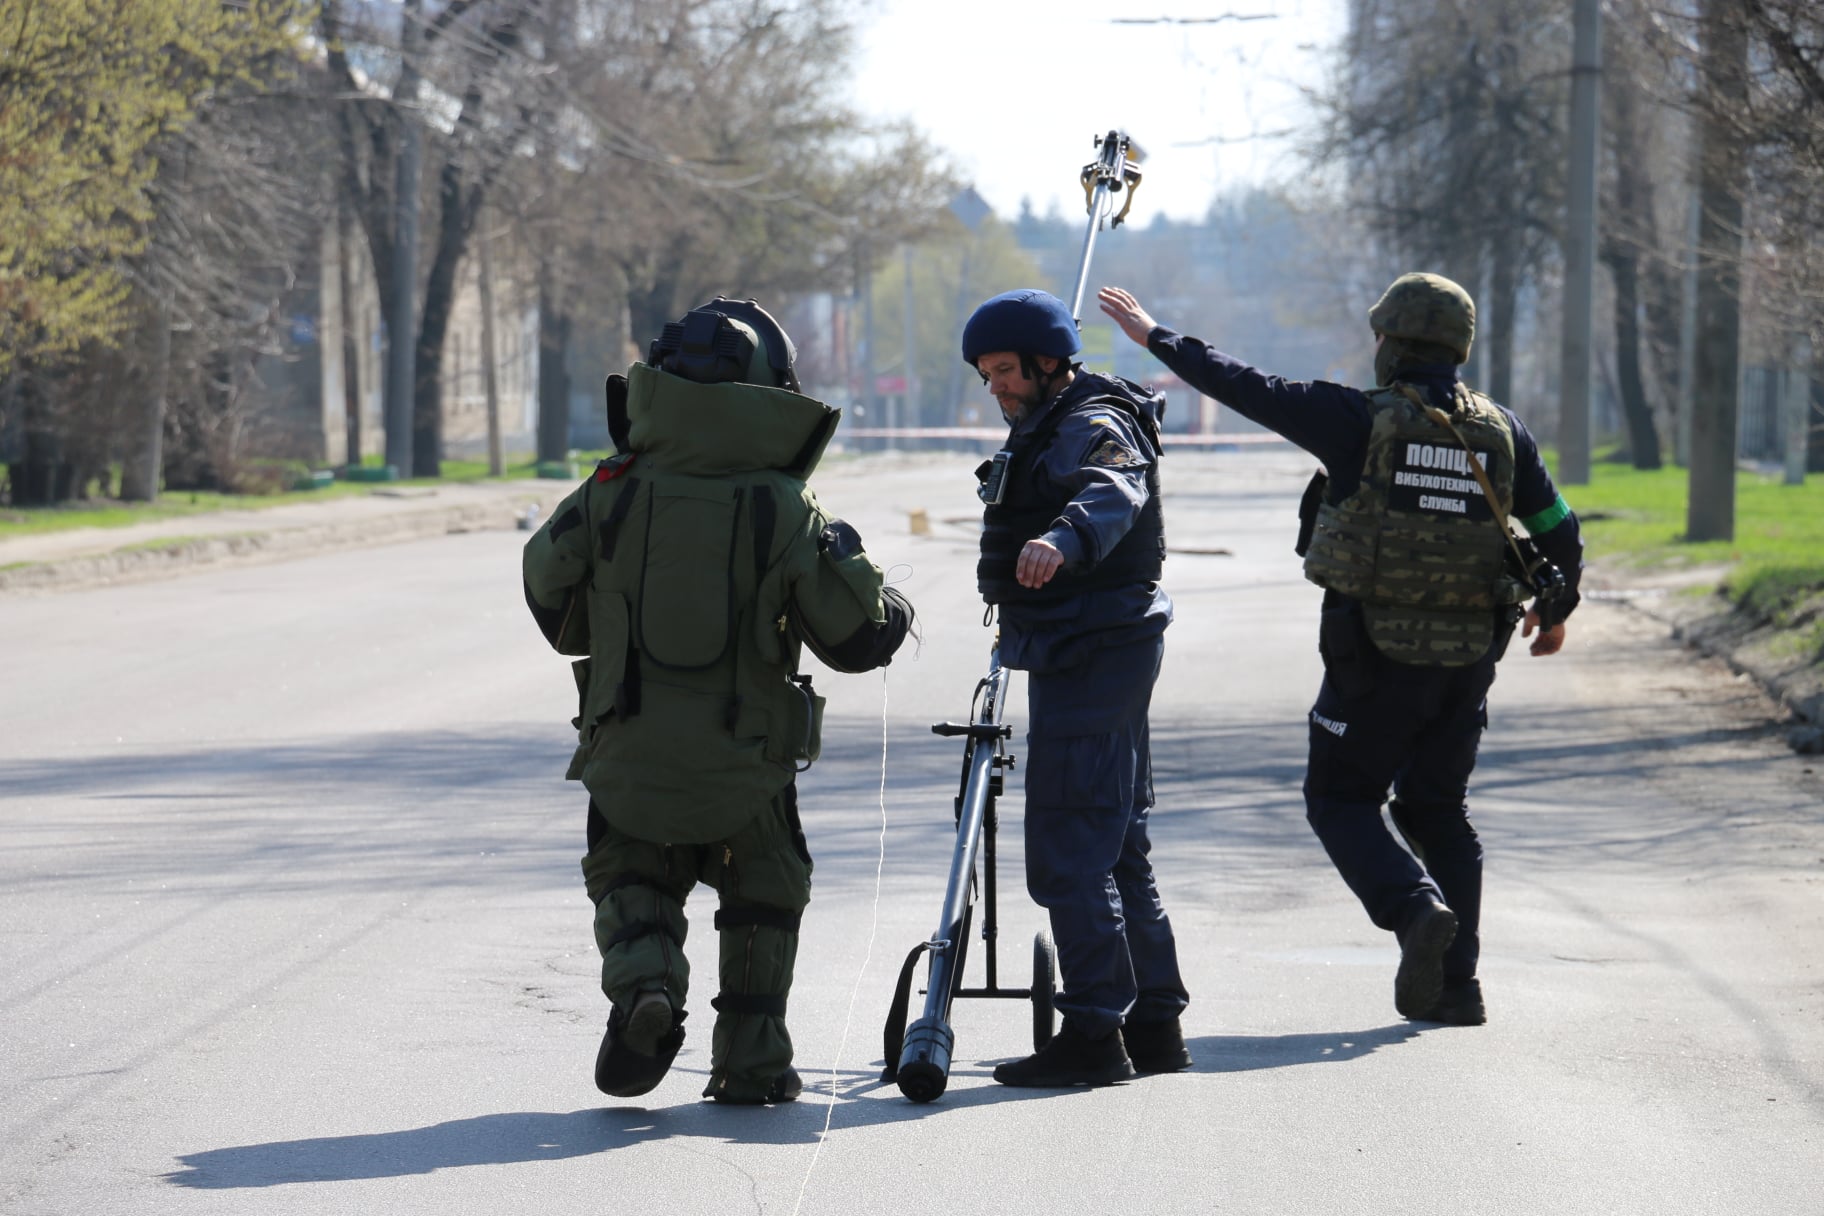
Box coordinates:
[1543,452,1824,625]
[0,451,606,542]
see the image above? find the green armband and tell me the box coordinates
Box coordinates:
[1519,493,1571,535]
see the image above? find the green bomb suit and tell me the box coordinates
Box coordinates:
[523,362,908,1103]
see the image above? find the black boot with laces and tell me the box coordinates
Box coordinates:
[992,1021,1135,1088]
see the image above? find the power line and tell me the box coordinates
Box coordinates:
[1110,12,1278,23]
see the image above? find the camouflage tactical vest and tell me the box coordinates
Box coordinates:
[1302,384,1529,666]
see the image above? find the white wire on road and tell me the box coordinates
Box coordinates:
[789,665,891,1216]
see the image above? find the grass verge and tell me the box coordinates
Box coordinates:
[1547,454,1824,644]
[0,451,607,542]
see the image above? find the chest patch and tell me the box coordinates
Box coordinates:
[1388,442,1493,520]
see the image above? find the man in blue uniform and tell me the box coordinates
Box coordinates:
[1099,277,1583,1026]
[963,289,1191,1087]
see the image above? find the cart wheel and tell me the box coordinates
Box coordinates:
[1032,930,1057,1049]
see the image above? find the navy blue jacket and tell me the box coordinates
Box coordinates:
[1146,327,1583,609]
[992,371,1172,673]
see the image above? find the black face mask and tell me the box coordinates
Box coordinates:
[1375,336,1463,386]
[1374,339,1400,388]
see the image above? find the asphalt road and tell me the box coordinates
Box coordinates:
[3,450,1820,1215]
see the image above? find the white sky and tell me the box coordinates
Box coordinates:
[846,0,1347,224]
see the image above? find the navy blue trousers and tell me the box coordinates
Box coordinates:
[1304,629,1499,982]
[1023,634,1189,1037]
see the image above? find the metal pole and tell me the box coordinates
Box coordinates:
[1070,183,1110,323]
[862,254,877,446]
[902,243,918,437]
[1558,0,1601,485]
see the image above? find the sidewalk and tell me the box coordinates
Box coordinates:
[0,479,574,594]
[1585,561,1824,751]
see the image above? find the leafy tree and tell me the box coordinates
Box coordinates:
[0,0,302,377]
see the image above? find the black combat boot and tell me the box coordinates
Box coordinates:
[1123,1016,1193,1073]
[1420,977,1486,1026]
[595,991,686,1098]
[1394,897,1458,1020]
[992,1021,1136,1088]
[705,1066,803,1105]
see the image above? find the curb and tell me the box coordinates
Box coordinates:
[0,489,569,595]
[1605,587,1824,753]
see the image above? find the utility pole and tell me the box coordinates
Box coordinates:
[861,250,877,446]
[385,0,423,479]
[477,218,503,477]
[1558,0,1601,485]
[901,243,918,437]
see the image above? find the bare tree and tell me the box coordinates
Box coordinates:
[1313,0,1570,411]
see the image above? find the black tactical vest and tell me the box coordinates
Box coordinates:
[977,375,1166,605]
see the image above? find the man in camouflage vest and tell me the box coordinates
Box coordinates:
[1100,276,1583,1026]
[523,299,912,1103]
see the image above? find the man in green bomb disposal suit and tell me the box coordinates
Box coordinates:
[523,298,913,1105]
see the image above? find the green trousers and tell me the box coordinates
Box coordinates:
[580,784,812,1100]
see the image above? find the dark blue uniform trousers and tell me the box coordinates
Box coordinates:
[1024,634,1189,1038]
[1303,639,1499,982]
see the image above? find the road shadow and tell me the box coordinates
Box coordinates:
[1184,1023,1420,1073]
[162,1021,1427,1190]
[160,1060,1117,1189]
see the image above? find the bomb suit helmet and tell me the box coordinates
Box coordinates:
[648,296,801,392]
[1368,273,1476,365]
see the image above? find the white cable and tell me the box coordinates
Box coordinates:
[790,667,890,1216]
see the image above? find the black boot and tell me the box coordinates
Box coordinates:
[1419,977,1486,1026]
[1123,1016,1193,1073]
[993,1021,1135,1088]
[595,992,685,1098]
[1394,898,1458,1020]
[705,1066,802,1105]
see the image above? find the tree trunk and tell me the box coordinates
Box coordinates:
[120,303,171,501]
[412,163,477,477]
[625,276,678,361]
[1604,58,1662,470]
[537,276,572,464]
[385,0,423,478]
[1609,248,1663,468]
[1686,0,1747,543]
[10,379,63,507]
[338,191,363,470]
[1485,240,1517,406]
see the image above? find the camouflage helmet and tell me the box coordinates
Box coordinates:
[1368,273,1476,364]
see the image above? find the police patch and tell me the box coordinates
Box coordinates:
[1087,438,1143,469]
